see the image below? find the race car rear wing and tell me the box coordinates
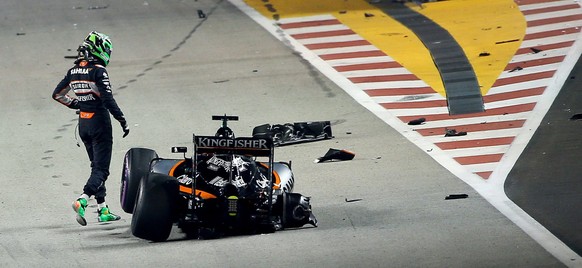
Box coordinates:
[191,135,275,208]
[193,135,273,157]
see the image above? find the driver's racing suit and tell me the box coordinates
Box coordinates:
[52,59,128,204]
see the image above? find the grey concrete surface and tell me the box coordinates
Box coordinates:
[0,0,563,267]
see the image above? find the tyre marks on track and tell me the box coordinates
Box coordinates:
[275,0,582,179]
[116,0,224,92]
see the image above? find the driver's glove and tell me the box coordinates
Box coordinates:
[118,117,130,138]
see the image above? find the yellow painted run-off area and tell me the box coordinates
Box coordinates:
[243,0,526,96]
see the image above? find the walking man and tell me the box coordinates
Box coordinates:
[52,31,130,226]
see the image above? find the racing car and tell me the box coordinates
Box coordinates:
[120,115,317,242]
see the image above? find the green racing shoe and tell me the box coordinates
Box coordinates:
[98,206,121,223]
[72,198,88,226]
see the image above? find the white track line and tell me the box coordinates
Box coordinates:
[526,20,582,34]
[312,45,380,55]
[341,67,415,77]
[519,1,576,11]
[298,34,363,45]
[284,24,347,35]
[326,56,397,66]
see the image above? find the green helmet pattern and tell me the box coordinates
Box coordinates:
[82,31,112,66]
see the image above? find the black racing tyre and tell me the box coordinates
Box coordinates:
[281,192,310,228]
[120,148,158,214]
[131,173,178,242]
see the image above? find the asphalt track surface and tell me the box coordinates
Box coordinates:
[0,0,575,267]
[506,54,582,258]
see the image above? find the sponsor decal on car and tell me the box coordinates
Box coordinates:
[255,172,270,189]
[207,156,230,172]
[177,175,193,185]
[196,136,270,150]
[209,176,227,187]
[232,175,247,188]
[232,156,248,172]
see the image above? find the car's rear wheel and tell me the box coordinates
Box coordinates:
[120,148,158,213]
[282,192,313,228]
[131,173,178,242]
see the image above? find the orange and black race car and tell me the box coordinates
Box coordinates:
[119,115,317,242]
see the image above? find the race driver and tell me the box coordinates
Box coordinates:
[52,31,130,226]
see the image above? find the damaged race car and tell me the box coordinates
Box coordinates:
[120,115,317,242]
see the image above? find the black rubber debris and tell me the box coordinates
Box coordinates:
[198,10,206,18]
[444,129,467,137]
[569,114,582,120]
[530,47,543,54]
[445,194,468,200]
[495,39,519,44]
[479,52,490,57]
[345,198,363,203]
[509,66,523,73]
[408,117,426,125]
[88,5,108,10]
